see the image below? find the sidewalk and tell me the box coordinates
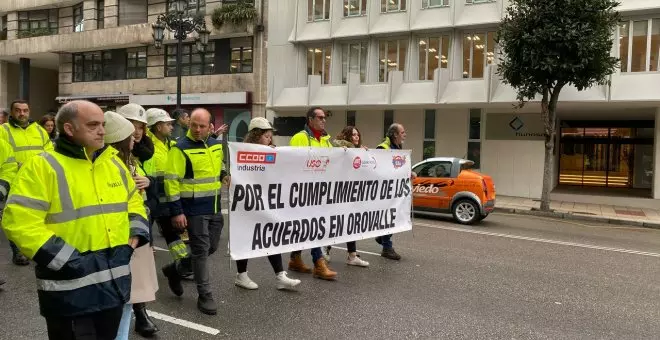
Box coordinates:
[495,196,660,229]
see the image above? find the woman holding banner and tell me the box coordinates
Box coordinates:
[233,117,302,290]
[322,126,370,267]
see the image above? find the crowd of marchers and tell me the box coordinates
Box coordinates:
[0,100,410,340]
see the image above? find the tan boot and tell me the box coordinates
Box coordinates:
[313,258,337,281]
[288,254,312,274]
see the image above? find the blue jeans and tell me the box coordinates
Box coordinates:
[114,303,133,340]
[380,234,393,249]
[292,247,323,262]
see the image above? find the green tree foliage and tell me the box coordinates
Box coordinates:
[211,0,258,30]
[495,0,620,210]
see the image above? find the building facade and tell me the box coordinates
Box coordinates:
[266,0,660,203]
[0,0,268,142]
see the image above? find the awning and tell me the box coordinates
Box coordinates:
[55,94,130,104]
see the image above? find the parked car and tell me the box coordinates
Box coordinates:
[411,157,496,224]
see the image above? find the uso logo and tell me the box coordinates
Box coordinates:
[392,155,406,169]
[353,156,362,169]
[237,151,277,164]
[304,156,330,171]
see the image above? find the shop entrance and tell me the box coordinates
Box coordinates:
[558,121,654,189]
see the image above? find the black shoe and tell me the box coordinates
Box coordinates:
[381,248,401,261]
[12,253,29,266]
[375,236,382,245]
[162,263,184,296]
[0,278,5,286]
[197,293,217,315]
[133,303,159,337]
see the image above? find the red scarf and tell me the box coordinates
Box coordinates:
[308,124,323,141]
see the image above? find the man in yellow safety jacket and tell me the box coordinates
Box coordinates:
[0,138,18,287]
[287,106,338,281]
[375,123,408,261]
[0,99,54,266]
[163,108,228,315]
[2,100,150,340]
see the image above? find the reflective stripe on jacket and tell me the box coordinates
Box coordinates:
[1,137,149,318]
[376,137,401,150]
[0,119,54,166]
[289,126,333,148]
[0,139,18,201]
[165,130,225,217]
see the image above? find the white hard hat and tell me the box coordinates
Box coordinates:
[248,117,274,131]
[103,111,135,144]
[146,108,175,127]
[117,103,148,124]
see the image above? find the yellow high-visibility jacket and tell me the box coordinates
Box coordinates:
[376,136,402,150]
[143,131,177,216]
[289,126,333,148]
[1,137,149,318]
[0,118,54,167]
[0,139,18,201]
[165,130,226,217]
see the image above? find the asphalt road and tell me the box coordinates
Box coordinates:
[1,212,659,340]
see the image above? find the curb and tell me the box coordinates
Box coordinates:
[494,207,660,230]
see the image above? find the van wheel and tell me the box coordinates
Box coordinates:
[452,199,480,225]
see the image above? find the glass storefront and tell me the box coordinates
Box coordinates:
[559,122,654,188]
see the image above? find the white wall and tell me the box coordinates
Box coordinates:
[481,140,545,198]
[395,109,424,164]
[435,109,469,159]
[356,110,384,148]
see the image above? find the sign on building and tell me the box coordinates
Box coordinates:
[486,113,545,140]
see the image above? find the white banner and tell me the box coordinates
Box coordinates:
[227,142,413,260]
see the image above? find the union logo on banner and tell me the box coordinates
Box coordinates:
[392,155,406,169]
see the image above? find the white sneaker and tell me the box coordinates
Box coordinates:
[323,246,332,262]
[346,255,369,267]
[275,271,301,290]
[235,272,258,290]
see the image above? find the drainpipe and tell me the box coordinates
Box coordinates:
[258,0,265,113]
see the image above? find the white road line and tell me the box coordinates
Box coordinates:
[415,222,660,258]
[147,310,220,336]
[332,246,381,256]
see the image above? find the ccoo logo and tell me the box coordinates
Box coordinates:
[237,151,277,164]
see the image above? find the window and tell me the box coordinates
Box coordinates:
[73,3,84,32]
[468,109,481,169]
[166,41,215,76]
[419,35,450,80]
[230,37,253,73]
[17,9,59,38]
[619,19,660,72]
[1,16,7,41]
[413,161,452,178]
[97,0,105,29]
[167,0,206,16]
[462,31,495,79]
[383,110,394,136]
[308,0,330,21]
[422,0,448,8]
[341,42,368,83]
[119,0,147,26]
[73,48,147,82]
[381,0,406,12]
[347,111,356,126]
[379,38,408,82]
[307,45,332,84]
[344,0,367,17]
[126,47,147,79]
[423,109,436,159]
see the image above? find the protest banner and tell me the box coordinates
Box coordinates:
[227,142,413,260]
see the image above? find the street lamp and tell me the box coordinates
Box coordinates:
[152,0,210,110]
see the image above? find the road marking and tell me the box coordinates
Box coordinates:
[331,246,381,256]
[415,222,660,258]
[153,246,168,252]
[147,310,220,336]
